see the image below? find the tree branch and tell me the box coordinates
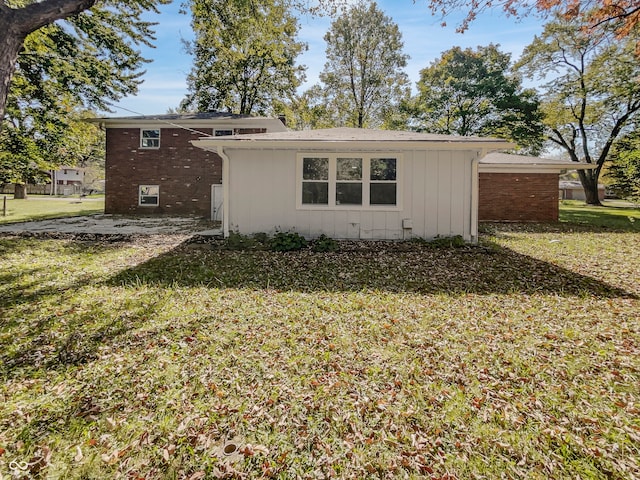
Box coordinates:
[11,0,98,37]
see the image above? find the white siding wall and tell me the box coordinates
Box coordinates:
[227,147,476,241]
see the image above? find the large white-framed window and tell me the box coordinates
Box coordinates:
[140,129,160,148]
[297,153,401,209]
[139,185,159,206]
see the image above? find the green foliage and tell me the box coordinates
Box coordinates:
[413,44,544,154]
[607,129,640,202]
[516,14,640,204]
[411,234,467,248]
[224,231,260,250]
[312,1,410,128]
[311,234,338,252]
[269,231,308,251]
[2,0,168,186]
[181,0,306,115]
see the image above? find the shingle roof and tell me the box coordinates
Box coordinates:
[480,152,595,169]
[203,127,506,143]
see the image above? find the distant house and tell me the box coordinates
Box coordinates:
[52,166,84,195]
[90,113,288,219]
[559,180,605,202]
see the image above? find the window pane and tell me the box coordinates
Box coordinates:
[140,185,159,196]
[371,158,396,181]
[337,158,362,181]
[370,183,396,205]
[303,158,329,180]
[215,130,233,136]
[142,130,159,139]
[336,183,362,205]
[302,182,328,204]
[140,196,159,205]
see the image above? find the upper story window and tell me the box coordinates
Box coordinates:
[298,154,400,209]
[141,129,160,148]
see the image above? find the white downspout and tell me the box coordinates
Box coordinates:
[470,153,481,244]
[217,146,231,237]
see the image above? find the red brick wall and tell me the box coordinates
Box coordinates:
[105,127,267,218]
[479,172,559,222]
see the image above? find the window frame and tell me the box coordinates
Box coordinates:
[140,129,160,149]
[138,185,160,206]
[296,153,401,210]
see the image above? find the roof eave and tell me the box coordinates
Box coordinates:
[192,138,512,151]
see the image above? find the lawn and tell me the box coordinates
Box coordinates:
[0,226,638,479]
[0,195,104,225]
[560,200,640,231]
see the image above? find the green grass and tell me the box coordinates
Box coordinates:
[0,226,638,479]
[0,195,104,224]
[560,199,640,231]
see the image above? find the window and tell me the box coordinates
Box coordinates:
[214,129,234,136]
[298,154,399,209]
[141,129,160,148]
[139,185,159,206]
[302,157,329,205]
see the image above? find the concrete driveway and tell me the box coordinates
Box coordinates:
[0,214,221,236]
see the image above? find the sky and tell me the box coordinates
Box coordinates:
[103,0,546,118]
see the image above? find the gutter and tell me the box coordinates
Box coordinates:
[217,146,231,238]
[471,154,481,245]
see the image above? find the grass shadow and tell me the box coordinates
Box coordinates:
[107,239,635,299]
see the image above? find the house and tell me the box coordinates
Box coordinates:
[559,180,605,202]
[479,153,596,222]
[52,166,84,195]
[192,128,512,242]
[90,113,288,219]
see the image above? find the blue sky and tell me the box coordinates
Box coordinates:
[104,0,545,117]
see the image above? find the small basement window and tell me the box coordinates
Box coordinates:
[214,129,234,136]
[139,185,159,206]
[141,129,160,148]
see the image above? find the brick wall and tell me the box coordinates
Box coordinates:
[479,172,559,222]
[105,127,267,218]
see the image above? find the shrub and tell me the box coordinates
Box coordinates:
[312,234,339,252]
[225,231,257,250]
[269,231,308,252]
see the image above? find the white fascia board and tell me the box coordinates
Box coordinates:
[192,139,512,152]
[479,163,596,174]
[89,118,286,131]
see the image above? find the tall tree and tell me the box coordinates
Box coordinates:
[1,1,168,196]
[0,0,170,123]
[607,128,640,201]
[516,15,640,204]
[318,1,410,128]
[413,44,544,153]
[181,0,306,115]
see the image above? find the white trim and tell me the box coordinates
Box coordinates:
[296,153,402,211]
[471,157,479,244]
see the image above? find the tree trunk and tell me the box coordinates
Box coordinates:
[0,12,25,123]
[577,169,602,206]
[14,184,27,200]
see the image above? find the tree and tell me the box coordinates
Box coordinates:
[0,0,170,123]
[181,0,307,115]
[317,1,410,128]
[413,44,544,153]
[1,0,168,196]
[516,15,640,204]
[423,0,640,42]
[607,128,640,201]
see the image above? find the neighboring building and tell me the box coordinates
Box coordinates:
[559,180,606,202]
[52,166,85,195]
[90,113,288,219]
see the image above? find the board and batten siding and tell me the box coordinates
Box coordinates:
[226,148,476,241]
